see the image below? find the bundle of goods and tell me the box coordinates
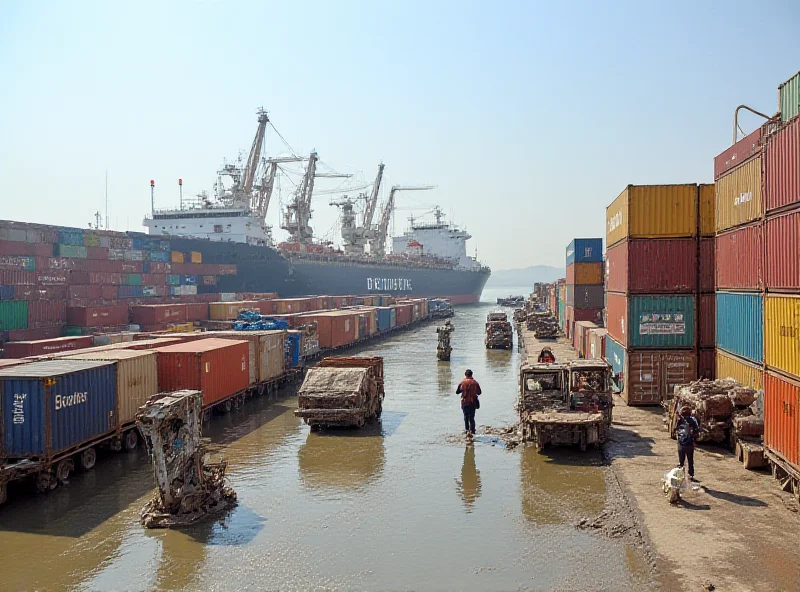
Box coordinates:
[233,311,290,331]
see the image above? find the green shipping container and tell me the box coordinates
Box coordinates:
[54,244,88,258]
[628,295,695,348]
[126,273,143,286]
[62,326,85,336]
[0,300,29,330]
[166,274,180,286]
[779,71,800,122]
[558,300,566,330]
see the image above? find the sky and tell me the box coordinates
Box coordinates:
[1,0,798,270]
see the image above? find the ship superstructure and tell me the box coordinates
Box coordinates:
[392,207,483,271]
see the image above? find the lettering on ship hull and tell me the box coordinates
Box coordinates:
[367,278,412,292]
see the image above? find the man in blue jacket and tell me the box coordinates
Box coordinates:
[676,406,701,481]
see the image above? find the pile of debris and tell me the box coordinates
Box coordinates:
[526,311,558,338]
[436,320,454,361]
[669,379,761,444]
[512,308,527,325]
[137,390,237,528]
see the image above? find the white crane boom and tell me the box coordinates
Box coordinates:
[241,109,269,196]
[369,185,435,257]
[362,163,385,228]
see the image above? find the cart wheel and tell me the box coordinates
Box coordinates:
[55,459,73,483]
[36,471,58,492]
[109,437,123,453]
[202,409,212,423]
[123,429,139,451]
[78,447,97,471]
[222,399,233,414]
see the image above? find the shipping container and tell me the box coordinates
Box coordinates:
[622,349,697,406]
[272,298,316,314]
[0,301,28,331]
[573,321,597,358]
[209,301,260,320]
[154,338,249,407]
[699,238,715,293]
[779,71,800,122]
[698,348,715,380]
[0,360,117,459]
[565,238,603,266]
[764,371,799,467]
[171,251,185,263]
[130,304,188,326]
[699,183,716,237]
[53,244,87,259]
[565,306,603,339]
[606,184,698,248]
[605,293,695,349]
[765,210,800,290]
[375,307,396,332]
[714,127,762,180]
[297,312,357,349]
[764,294,800,379]
[605,239,697,294]
[715,223,763,290]
[716,349,763,390]
[716,292,763,363]
[565,262,603,285]
[565,284,604,309]
[64,349,158,426]
[27,300,67,328]
[715,157,763,232]
[589,328,607,360]
[764,116,800,213]
[66,305,128,328]
[210,330,286,385]
[0,240,52,258]
[395,304,413,326]
[0,255,36,271]
[697,293,715,349]
[3,336,94,358]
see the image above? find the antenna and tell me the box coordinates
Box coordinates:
[179,178,183,210]
[105,169,109,229]
[150,180,155,215]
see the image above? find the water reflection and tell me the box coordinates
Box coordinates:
[455,445,482,512]
[297,424,386,492]
[437,361,454,393]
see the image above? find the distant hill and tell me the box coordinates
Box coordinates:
[486,265,565,288]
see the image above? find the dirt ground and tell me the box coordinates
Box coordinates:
[607,398,800,592]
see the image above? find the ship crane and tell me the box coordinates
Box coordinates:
[369,185,435,258]
[335,163,385,256]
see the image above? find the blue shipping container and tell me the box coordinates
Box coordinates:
[285,332,301,367]
[181,275,197,285]
[566,238,603,266]
[716,292,763,363]
[604,335,626,380]
[376,307,395,332]
[149,250,171,262]
[118,285,143,298]
[0,285,14,300]
[0,360,117,459]
[58,228,85,246]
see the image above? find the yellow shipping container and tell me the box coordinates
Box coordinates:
[209,300,260,320]
[190,251,202,264]
[171,251,185,263]
[606,184,698,248]
[65,349,159,425]
[715,156,763,232]
[699,183,715,237]
[716,349,763,391]
[765,295,800,379]
[570,262,603,285]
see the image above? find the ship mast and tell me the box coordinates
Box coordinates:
[369,185,434,258]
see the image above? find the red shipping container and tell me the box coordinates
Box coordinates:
[604,294,627,346]
[765,117,800,213]
[36,271,69,285]
[69,285,103,299]
[699,238,715,293]
[149,262,172,274]
[185,302,209,321]
[698,348,715,380]
[698,294,715,348]
[86,246,109,260]
[67,304,128,327]
[765,210,800,290]
[764,371,800,467]
[395,304,413,326]
[298,312,357,348]
[605,239,696,294]
[69,270,91,285]
[714,126,762,180]
[154,338,249,407]
[0,269,37,285]
[120,262,143,273]
[254,300,274,315]
[622,350,698,406]
[0,240,52,258]
[7,326,62,342]
[27,300,67,326]
[88,272,122,285]
[3,335,94,358]
[37,257,76,270]
[715,223,763,290]
[142,273,166,286]
[98,260,123,273]
[101,285,118,299]
[130,304,188,325]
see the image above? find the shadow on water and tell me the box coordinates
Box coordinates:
[455,444,482,512]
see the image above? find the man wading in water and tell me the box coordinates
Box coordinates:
[457,369,482,437]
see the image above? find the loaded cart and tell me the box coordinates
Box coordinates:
[295,356,384,429]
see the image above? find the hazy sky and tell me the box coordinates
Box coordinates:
[1,1,798,269]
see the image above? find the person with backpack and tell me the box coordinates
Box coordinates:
[676,405,701,481]
[456,369,482,436]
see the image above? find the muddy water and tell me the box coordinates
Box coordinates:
[0,288,648,591]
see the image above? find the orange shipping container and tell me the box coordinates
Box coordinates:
[699,183,715,237]
[170,251,185,263]
[566,262,603,285]
[209,301,260,320]
[606,184,698,248]
[154,338,249,407]
[190,251,202,263]
[764,371,800,467]
[715,156,763,232]
[298,312,357,349]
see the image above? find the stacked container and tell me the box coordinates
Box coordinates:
[564,238,604,339]
[604,185,707,405]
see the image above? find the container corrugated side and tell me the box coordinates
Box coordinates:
[606,184,698,248]
[699,238,715,293]
[698,348,715,380]
[0,300,28,331]
[698,293,715,348]
[764,371,799,467]
[565,238,603,266]
[715,157,763,232]
[0,360,117,458]
[213,330,286,383]
[715,223,763,290]
[699,183,715,237]
[622,350,697,406]
[765,210,800,290]
[589,328,607,360]
[714,128,762,180]
[64,349,158,425]
[604,335,626,380]
[764,295,800,379]
[716,292,763,363]
[565,285,604,309]
[779,71,800,122]
[628,295,696,349]
[565,262,603,285]
[764,116,800,212]
[605,239,697,294]
[715,349,763,390]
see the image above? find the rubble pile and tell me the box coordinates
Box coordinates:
[526,311,558,338]
[137,390,237,529]
[669,379,760,444]
[513,308,527,325]
[436,321,454,361]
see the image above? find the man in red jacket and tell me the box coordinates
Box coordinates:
[456,369,482,436]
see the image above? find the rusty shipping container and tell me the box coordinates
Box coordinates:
[210,330,286,385]
[154,338,249,407]
[27,300,67,327]
[715,157,763,232]
[606,184,698,248]
[565,262,603,285]
[699,183,716,237]
[765,210,800,290]
[715,223,763,290]
[298,312,357,349]
[272,297,316,314]
[764,295,800,379]
[699,238,715,293]
[698,293,715,348]
[130,304,188,325]
[605,293,695,349]
[765,116,800,213]
[698,348,715,380]
[565,284,604,309]
[66,304,128,328]
[622,349,698,406]
[605,239,697,294]
[716,349,764,391]
[589,328,607,360]
[714,127,762,180]
[65,349,159,426]
[3,335,94,358]
[764,371,800,467]
[209,301,260,321]
[185,302,209,322]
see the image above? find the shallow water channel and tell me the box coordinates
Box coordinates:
[0,288,648,591]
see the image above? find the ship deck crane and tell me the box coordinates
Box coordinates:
[335,163,385,256]
[369,185,435,258]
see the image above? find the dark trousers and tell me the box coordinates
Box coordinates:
[678,444,695,477]
[462,405,476,434]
